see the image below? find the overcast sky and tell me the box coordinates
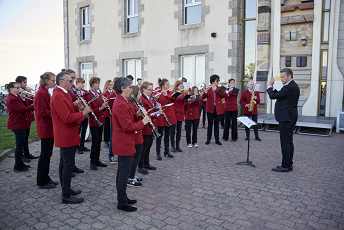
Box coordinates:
[0,0,64,86]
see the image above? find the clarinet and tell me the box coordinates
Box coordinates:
[151,93,171,127]
[71,86,103,127]
[130,94,161,138]
[98,88,112,116]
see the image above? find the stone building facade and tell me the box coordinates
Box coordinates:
[63,0,343,117]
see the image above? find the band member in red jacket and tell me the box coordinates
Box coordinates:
[51,71,91,204]
[185,86,200,148]
[6,82,34,172]
[102,80,114,148]
[85,77,108,170]
[112,77,150,212]
[35,72,58,189]
[198,84,207,129]
[171,80,186,153]
[138,81,158,174]
[107,80,118,164]
[154,78,177,160]
[222,79,239,142]
[202,75,225,145]
[15,76,38,162]
[239,80,261,141]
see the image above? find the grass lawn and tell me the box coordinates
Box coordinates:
[0,115,37,154]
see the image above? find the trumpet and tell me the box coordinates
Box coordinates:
[26,86,37,93]
[19,88,35,101]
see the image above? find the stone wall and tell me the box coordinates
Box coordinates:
[280,23,313,54]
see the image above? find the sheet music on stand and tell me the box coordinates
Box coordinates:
[254,84,260,92]
[237,116,256,128]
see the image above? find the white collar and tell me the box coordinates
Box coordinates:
[57,86,68,94]
[11,93,18,97]
[284,79,293,86]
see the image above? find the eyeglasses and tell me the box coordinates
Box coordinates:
[14,87,20,89]
[63,79,73,83]
[49,79,56,82]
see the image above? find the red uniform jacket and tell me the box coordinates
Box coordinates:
[108,91,117,112]
[185,99,200,120]
[202,86,225,115]
[112,94,145,156]
[34,86,53,139]
[140,94,158,136]
[154,90,177,127]
[6,93,34,130]
[103,90,114,118]
[224,89,239,112]
[85,90,106,127]
[239,90,260,115]
[68,89,78,102]
[128,103,144,145]
[172,94,185,122]
[25,96,35,123]
[50,87,84,148]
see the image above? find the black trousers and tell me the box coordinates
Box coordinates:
[59,146,76,198]
[12,129,26,166]
[279,121,295,168]
[171,121,182,147]
[139,135,153,168]
[185,119,199,145]
[244,114,259,138]
[223,110,238,141]
[129,144,143,179]
[116,155,133,206]
[207,107,223,142]
[90,126,103,164]
[23,127,30,157]
[37,138,54,186]
[79,117,88,148]
[156,126,170,153]
[199,106,206,126]
[104,117,110,143]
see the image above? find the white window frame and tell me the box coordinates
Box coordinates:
[80,62,93,90]
[184,0,202,25]
[124,59,141,82]
[81,6,90,40]
[127,0,138,33]
[180,54,205,87]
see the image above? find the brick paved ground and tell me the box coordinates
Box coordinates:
[0,127,343,229]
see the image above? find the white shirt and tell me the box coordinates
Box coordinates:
[57,86,68,94]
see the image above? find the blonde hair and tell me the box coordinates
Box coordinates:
[103,80,113,92]
[140,81,153,91]
[39,72,55,86]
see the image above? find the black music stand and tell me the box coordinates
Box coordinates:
[236,116,256,168]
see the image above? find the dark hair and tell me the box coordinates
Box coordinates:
[191,86,199,98]
[137,78,142,82]
[228,78,235,84]
[15,76,27,83]
[5,82,17,93]
[280,68,293,79]
[158,78,169,88]
[56,72,69,86]
[61,69,75,75]
[210,74,220,84]
[127,86,140,106]
[113,77,120,85]
[39,72,55,86]
[127,75,134,81]
[140,81,153,91]
[182,77,187,82]
[114,77,132,94]
[89,76,100,87]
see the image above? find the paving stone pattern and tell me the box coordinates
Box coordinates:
[0,128,343,229]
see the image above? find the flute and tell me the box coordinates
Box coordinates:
[98,88,112,116]
[71,85,103,127]
[151,93,171,127]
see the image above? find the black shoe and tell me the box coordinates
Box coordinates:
[81,147,90,152]
[138,168,148,174]
[96,161,107,167]
[22,157,31,163]
[76,148,83,154]
[49,180,58,185]
[144,165,156,170]
[39,183,56,189]
[71,189,82,195]
[90,164,98,170]
[156,153,162,161]
[25,153,39,159]
[72,173,75,177]
[62,195,84,204]
[276,165,293,171]
[205,140,210,145]
[127,198,137,205]
[223,139,228,142]
[215,141,222,145]
[21,162,30,168]
[255,137,261,141]
[104,142,109,148]
[272,167,290,172]
[13,165,28,172]
[73,167,84,173]
[171,146,177,152]
[117,205,137,212]
[176,146,183,152]
[245,136,249,140]
[164,151,174,158]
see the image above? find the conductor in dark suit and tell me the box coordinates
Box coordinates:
[266,68,300,172]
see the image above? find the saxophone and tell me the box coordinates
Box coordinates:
[248,91,256,112]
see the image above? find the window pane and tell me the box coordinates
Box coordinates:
[185,5,201,24]
[87,8,90,24]
[135,59,141,80]
[245,0,256,19]
[134,0,138,14]
[195,0,201,2]
[128,0,132,15]
[243,20,256,80]
[126,60,135,77]
[323,12,329,42]
[321,51,328,80]
[320,82,326,116]
[324,0,331,10]
[182,56,193,81]
[127,17,138,33]
[83,26,90,40]
[82,9,86,25]
[195,55,205,87]
[186,0,193,4]
[81,63,92,69]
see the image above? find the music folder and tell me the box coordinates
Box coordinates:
[172,91,182,98]
[232,87,239,94]
[219,85,227,93]
[195,98,203,103]
[182,94,191,100]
